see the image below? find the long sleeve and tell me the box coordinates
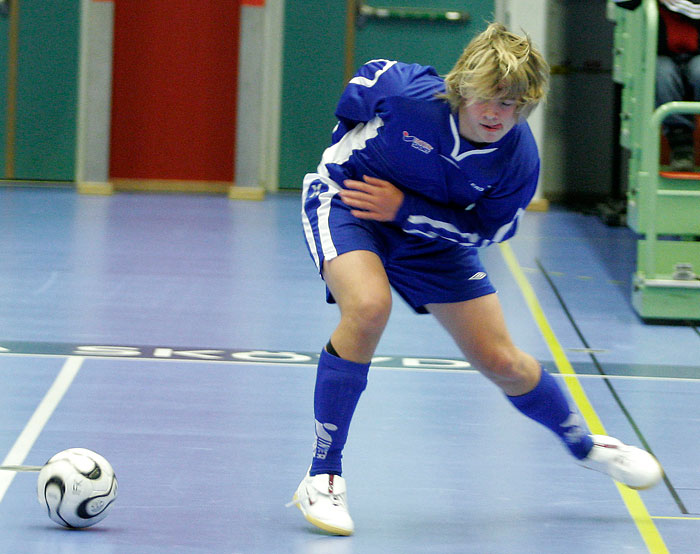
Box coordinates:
[393,164,539,247]
[332,60,443,143]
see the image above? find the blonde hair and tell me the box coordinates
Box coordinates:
[442,22,549,118]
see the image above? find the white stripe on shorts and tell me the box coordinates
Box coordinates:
[301,175,321,269]
[302,174,339,270]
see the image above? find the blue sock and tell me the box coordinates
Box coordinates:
[310,348,370,476]
[507,369,593,460]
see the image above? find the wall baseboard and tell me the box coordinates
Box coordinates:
[77,181,114,195]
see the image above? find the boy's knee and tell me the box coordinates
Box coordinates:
[479,348,540,393]
[350,295,391,331]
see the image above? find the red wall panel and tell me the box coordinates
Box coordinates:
[110,1,239,182]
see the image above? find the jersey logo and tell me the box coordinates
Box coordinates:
[468,272,487,280]
[402,131,433,154]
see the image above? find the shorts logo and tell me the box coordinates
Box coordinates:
[307,182,322,200]
[403,131,433,154]
[469,272,487,280]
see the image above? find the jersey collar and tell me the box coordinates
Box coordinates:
[445,112,498,164]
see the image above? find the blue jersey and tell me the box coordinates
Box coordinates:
[314,59,540,248]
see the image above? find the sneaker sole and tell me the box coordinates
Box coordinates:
[291,493,354,536]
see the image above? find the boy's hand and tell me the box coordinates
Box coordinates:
[340,175,404,222]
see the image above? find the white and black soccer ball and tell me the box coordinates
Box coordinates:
[37,448,118,528]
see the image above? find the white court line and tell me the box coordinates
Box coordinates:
[0,356,83,503]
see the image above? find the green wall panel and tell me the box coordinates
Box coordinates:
[279,0,347,190]
[0,0,79,181]
[354,0,494,74]
[14,0,79,181]
[0,11,8,170]
[279,0,495,190]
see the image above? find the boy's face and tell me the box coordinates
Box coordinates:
[458,98,518,144]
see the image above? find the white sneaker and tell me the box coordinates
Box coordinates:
[287,471,354,536]
[580,435,663,490]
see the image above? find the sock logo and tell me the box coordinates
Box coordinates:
[560,412,587,444]
[314,420,338,460]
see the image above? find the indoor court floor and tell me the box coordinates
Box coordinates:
[0,185,698,553]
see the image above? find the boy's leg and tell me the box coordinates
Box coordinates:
[323,250,392,365]
[428,294,662,488]
[290,250,392,535]
[311,249,392,475]
[289,346,369,537]
[310,348,370,476]
[428,294,592,457]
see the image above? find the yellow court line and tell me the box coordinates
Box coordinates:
[499,242,669,554]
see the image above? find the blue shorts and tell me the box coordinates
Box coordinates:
[301,174,496,314]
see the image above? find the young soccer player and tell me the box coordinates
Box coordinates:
[290,22,663,536]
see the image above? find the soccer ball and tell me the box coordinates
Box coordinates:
[37,448,118,528]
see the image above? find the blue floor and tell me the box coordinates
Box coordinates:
[0,186,698,553]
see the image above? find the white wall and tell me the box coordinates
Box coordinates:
[542,0,616,202]
[75,0,114,191]
[234,0,284,193]
[495,0,548,200]
[496,0,617,203]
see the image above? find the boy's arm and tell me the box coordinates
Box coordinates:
[341,171,539,247]
[333,60,441,135]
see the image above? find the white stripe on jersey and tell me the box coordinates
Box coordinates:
[661,0,700,19]
[348,59,397,87]
[406,215,483,245]
[404,228,491,246]
[317,116,384,178]
[404,207,525,247]
[491,208,525,242]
